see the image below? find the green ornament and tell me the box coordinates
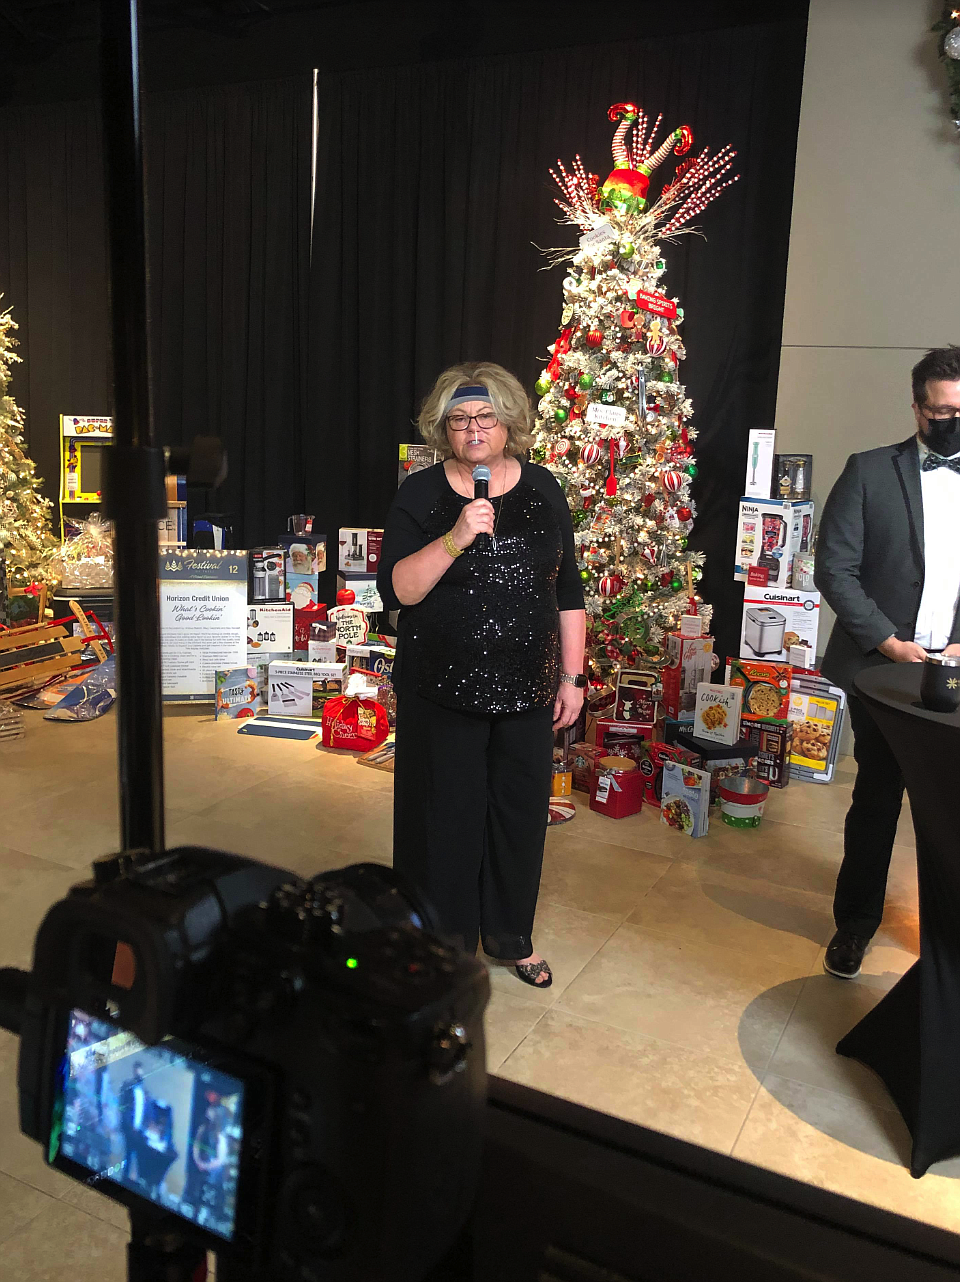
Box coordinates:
[578,373,595,390]
[600,390,615,404]
[535,374,552,395]
[680,537,688,550]
[554,407,569,424]
[676,307,684,320]
[660,371,674,384]
[670,576,683,592]
[642,579,654,593]
[686,464,698,478]
[619,240,635,259]
[579,568,591,582]
[656,259,665,271]
[644,642,660,657]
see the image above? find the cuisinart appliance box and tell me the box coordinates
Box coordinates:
[743,607,786,657]
[734,499,814,587]
[740,587,821,664]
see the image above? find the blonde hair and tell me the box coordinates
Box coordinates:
[418,361,534,458]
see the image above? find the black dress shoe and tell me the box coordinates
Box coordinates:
[823,930,870,978]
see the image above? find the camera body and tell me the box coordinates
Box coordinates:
[14,848,489,1281]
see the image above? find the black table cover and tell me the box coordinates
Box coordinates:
[837,663,960,1177]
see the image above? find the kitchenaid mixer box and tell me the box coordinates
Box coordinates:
[734,499,814,588]
[739,587,821,663]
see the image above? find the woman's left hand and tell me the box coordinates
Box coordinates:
[553,681,585,731]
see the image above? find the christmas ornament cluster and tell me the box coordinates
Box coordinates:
[531,102,738,672]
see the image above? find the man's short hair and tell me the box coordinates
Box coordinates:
[911,345,960,405]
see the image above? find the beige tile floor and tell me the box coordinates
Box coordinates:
[1,706,959,1278]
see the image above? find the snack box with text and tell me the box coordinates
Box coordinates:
[694,683,743,746]
[743,718,793,789]
[569,742,604,794]
[614,669,661,724]
[267,660,346,719]
[669,729,757,801]
[660,762,711,838]
[596,717,656,767]
[662,633,715,721]
[725,658,792,722]
[638,741,701,808]
[345,644,396,680]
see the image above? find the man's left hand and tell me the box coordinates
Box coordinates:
[945,644,960,657]
[553,682,585,730]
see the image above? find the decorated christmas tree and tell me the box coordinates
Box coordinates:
[531,103,738,678]
[0,304,58,589]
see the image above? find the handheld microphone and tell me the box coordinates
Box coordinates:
[472,464,492,550]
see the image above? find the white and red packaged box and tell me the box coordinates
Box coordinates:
[596,717,656,766]
[661,632,715,722]
[338,528,384,574]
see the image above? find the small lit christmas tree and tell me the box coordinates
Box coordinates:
[0,304,59,588]
[531,103,737,677]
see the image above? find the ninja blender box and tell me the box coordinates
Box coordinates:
[734,499,814,588]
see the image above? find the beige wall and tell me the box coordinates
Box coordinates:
[775,0,960,657]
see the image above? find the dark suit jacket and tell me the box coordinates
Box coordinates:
[814,436,960,694]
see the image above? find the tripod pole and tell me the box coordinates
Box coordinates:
[127,1210,208,1282]
[99,0,168,853]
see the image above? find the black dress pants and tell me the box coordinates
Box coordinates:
[393,681,555,960]
[834,694,907,938]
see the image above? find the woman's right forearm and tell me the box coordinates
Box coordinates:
[391,539,456,606]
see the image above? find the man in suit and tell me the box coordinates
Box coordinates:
[119,1060,148,1182]
[815,345,960,978]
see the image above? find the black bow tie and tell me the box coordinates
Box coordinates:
[921,453,960,476]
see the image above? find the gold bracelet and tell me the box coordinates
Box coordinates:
[441,530,464,559]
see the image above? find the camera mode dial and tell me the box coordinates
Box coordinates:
[428,1021,471,1085]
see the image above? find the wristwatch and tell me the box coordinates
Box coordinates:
[560,673,588,688]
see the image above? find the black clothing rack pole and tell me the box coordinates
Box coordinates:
[99,0,167,854]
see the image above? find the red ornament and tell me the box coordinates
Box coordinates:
[605,643,621,660]
[677,505,692,522]
[599,574,625,598]
[555,438,571,457]
[614,435,629,459]
[662,470,683,493]
[620,309,637,329]
[647,334,667,357]
[586,329,604,348]
[660,572,673,588]
[336,588,356,606]
[642,492,657,508]
[564,384,579,401]
[580,441,601,465]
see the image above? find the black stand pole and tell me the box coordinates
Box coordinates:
[99,0,167,853]
[127,1210,208,1282]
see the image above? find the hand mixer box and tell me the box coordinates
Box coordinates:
[734,499,814,588]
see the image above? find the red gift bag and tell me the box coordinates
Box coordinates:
[321,692,389,751]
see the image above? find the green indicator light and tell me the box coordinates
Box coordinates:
[346,958,358,970]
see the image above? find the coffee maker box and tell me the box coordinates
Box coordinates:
[338,528,384,575]
[662,633,715,722]
[740,586,820,664]
[734,499,814,588]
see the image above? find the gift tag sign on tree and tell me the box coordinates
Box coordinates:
[534,102,738,675]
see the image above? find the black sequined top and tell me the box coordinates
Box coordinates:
[378,462,585,714]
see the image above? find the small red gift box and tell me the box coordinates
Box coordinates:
[294,601,327,652]
[321,692,389,751]
[589,757,644,819]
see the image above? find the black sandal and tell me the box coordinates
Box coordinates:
[514,958,553,988]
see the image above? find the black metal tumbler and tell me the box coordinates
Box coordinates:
[920,654,960,714]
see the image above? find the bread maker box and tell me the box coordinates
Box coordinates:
[743,607,786,656]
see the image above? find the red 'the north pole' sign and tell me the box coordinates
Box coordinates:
[627,285,678,320]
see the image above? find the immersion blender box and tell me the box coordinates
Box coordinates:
[662,633,715,722]
[734,499,814,588]
[740,586,820,664]
[744,428,777,500]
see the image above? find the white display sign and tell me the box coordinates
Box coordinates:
[585,402,627,428]
[160,551,248,701]
[579,220,617,251]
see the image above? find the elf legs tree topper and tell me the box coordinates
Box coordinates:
[532,103,738,675]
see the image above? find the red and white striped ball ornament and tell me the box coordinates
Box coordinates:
[646,333,667,357]
[661,470,684,493]
[599,574,625,598]
[580,441,601,465]
[614,435,629,459]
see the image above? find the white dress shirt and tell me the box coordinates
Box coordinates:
[915,437,960,651]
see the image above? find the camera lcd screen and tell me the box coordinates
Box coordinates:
[51,1009,245,1242]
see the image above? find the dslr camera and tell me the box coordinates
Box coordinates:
[1,847,489,1281]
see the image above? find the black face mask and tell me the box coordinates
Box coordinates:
[922,414,960,457]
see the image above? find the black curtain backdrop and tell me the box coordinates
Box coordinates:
[0,74,311,548]
[308,19,806,659]
[0,100,111,504]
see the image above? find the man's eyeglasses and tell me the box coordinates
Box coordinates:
[446,410,499,432]
[921,406,960,420]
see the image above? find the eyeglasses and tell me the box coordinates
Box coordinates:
[446,410,499,432]
[922,406,960,420]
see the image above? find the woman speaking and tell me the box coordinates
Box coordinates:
[378,362,586,988]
